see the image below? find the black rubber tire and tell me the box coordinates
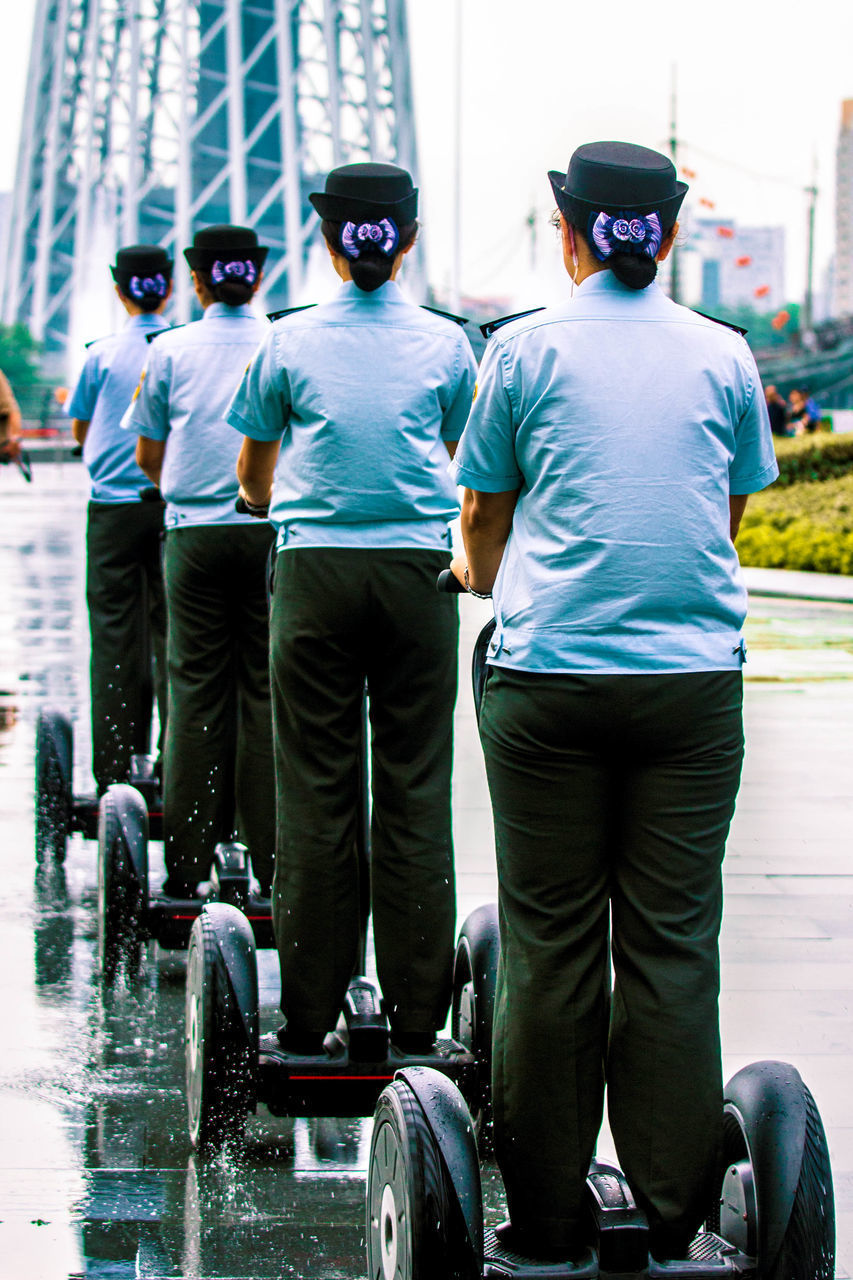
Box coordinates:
[35,710,72,862]
[715,1069,835,1279]
[451,903,499,1133]
[368,1079,473,1280]
[97,787,146,985]
[185,912,254,1151]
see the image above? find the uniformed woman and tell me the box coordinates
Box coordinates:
[451,142,779,1266]
[126,226,275,898]
[66,245,172,793]
[227,163,477,1055]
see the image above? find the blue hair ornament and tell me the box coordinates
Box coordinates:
[128,272,168,300]
[340,218,399,261]
[589,210,662,262]
[210,258,258,286]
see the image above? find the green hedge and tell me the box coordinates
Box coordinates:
[772,432,853,486]
[737,472,853,575]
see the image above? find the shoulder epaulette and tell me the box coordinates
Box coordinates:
[267,304,316,323]
[420,305,468,327]
[145,324,183,344]
[480,308,546,340]
[690,310,748,337]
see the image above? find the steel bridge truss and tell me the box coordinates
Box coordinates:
[3,0,420,353]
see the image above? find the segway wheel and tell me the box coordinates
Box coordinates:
[185,909,255,1151]
[35,710,72,861]
[97,785,148,986]
[368,1078,472,1280]
[713,1060,834,1280]
[451,903,500,1134]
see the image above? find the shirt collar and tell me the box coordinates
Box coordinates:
[203,302,256,320]
[574,270,663,301]
[337,279,404,304]
[127,312,167,329]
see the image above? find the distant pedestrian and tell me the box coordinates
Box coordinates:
[764,383,790,437]
[66,246,171,793]
[789,387,822,434]
[0,369,23,464]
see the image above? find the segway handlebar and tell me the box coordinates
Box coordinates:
[436,568,467,594]
[235,495,270,518]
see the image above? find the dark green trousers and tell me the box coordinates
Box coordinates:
[162,523,276,885]
[270,547,458,1038]
[479,667,744,1258]
[86,500,166,793]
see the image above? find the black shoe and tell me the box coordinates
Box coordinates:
[648,1226,693,1266]
[391,1031,435,1056]
[276,1025,329,1056]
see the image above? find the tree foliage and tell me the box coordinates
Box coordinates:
[709,302,801,351]
[0,323,43,388]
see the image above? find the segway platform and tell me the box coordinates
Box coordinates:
[35,707,163,858]
[258,1030,476,1120]
[184,901,493,1149]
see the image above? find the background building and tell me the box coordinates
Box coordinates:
[0,0,420,366]
[688,218,786,315]
[834,98,853,317]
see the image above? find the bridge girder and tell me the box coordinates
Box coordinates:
[2,0,421,357]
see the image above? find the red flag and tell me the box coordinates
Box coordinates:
[717,226,735,239]
[681,166,697,179]
[699,197,716,208]
[754,284,770,298]
[771,310,790,330]
[735,255,752,267]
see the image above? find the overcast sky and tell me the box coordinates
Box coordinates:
[3,1,852,310]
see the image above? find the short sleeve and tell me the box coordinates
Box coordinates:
[451,340,523,492]
[122,349,171,440]
[439,334,478,441]
[729,350,779,495]
[66,353,102,421]
[225,328,292,441]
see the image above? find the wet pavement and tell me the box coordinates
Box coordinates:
[1,460,851,1279]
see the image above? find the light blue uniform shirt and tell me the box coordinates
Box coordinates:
[66,312,168,502]
[226,280,477,550]
[124,303,268,528]
[452,272,779,675]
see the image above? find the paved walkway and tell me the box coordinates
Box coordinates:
[744,565,853,605]
[0,462,850,1278]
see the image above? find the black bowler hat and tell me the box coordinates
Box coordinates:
[309,163,418,224]
[111,244,173,282]
[183,224,269,271]
[548,141,688,227]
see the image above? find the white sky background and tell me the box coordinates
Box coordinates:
[1,0,852,311]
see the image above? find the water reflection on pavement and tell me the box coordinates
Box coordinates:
[0,464,377,1279]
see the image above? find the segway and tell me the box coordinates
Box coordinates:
[366,1060,835,1279]
[34,707,162,860]
[97,781,274,986]
[184,695,499,1152]
[365,570,836,1279]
